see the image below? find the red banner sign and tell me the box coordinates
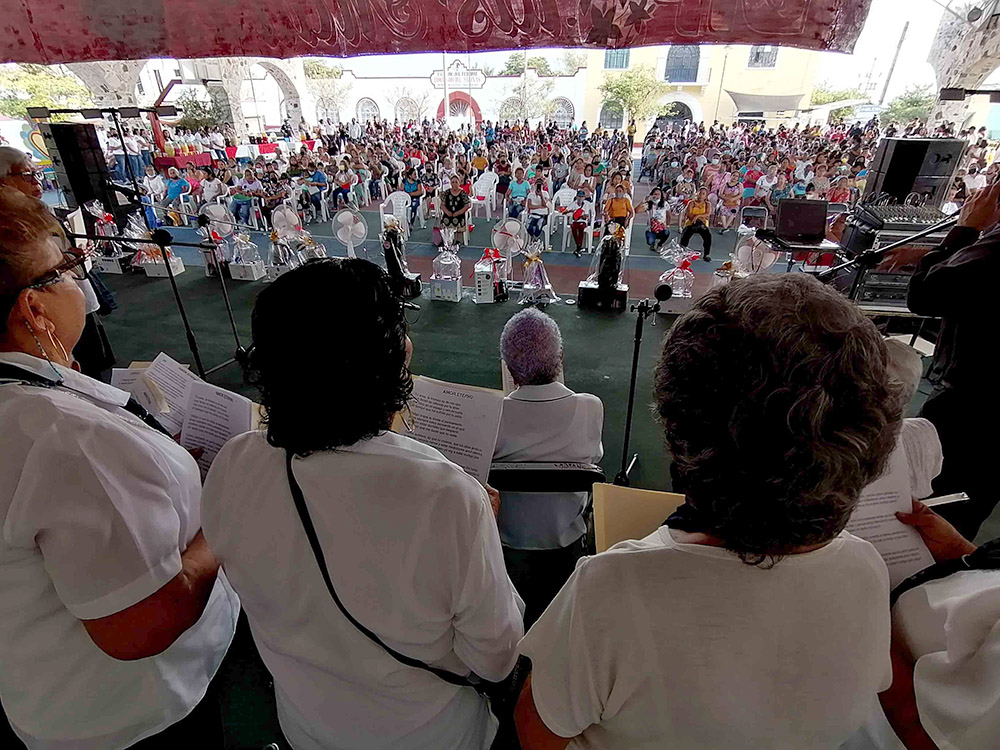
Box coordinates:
[1,0,871,64]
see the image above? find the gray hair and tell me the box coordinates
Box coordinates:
[884,338,923,408]
[0,147,31,179]
[500,308,563,386]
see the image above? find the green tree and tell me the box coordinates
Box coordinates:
[810,81,866,120]
[303,59,343,79]
[884,85,935,124]
[499,53,553,77]
[174,89,230,130]
[0,63,92,118]
[499,77,556,121]
[599,65,668,125]
[560,51,587,75]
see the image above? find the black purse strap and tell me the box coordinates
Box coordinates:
[284,449,478,691]
[0,361,171,437]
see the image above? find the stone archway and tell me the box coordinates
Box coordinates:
[929,12,1000,126]
[436,91,482,124]
[66,61,146,108]
[254,60,309,130]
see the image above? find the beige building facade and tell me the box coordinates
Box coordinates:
[579,44,821,134]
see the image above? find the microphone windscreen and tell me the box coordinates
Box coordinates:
[654,283,673,302]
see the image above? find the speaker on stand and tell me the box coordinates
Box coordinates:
[861,138,966,208]
[39,122,135,231]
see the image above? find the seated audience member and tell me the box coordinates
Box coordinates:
[884,338,942,500]
[0,187,238,749]
[516,274,902,749]
[200,258,524,750]
[495,309,604,627]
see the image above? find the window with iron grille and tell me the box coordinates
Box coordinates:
[748,45,779,69]
[604,49,630,70]
[599,102,624,130]
[664,46,700,83]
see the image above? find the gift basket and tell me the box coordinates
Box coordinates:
[518,242,559,306]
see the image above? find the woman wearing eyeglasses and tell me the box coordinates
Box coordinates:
[0,146,44,199]
[0,187,239,750]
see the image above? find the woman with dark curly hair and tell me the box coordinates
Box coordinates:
[516,274,901,750]
[200,257,523,750]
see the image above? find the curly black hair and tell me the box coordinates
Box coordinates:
[245,257,412,456]
[654,274,902,566]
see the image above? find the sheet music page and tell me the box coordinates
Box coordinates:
[404,376,503,484]
[180,381,254,478]
[846,443,935,587]
[143,352,202,436]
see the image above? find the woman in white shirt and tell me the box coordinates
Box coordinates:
[0,188,239,750]
[199,166,227,206]
[516,274,903,750]
[201,257,523,750]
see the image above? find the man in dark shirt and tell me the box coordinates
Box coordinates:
[908,179,1000,538]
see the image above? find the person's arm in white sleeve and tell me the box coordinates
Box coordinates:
[12,416,220,661]
[451,490,524,682]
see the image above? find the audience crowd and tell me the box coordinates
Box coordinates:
[0,107,997,750]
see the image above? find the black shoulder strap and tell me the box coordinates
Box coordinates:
[284,450,477,690]
[0,361,172,438]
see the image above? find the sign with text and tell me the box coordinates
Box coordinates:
[431,62,487,89]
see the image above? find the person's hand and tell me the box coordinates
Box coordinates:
[485,484,501,518]
[896,499,977,563]
[957,178,1000,231]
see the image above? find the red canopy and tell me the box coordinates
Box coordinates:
[1,0,871,64]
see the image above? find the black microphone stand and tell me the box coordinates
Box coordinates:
[69,230,214,378]
[195,215,249,376]
[614,297,661,486]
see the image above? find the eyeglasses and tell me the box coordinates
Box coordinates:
[9,169,44,183]
[25,249,92,291]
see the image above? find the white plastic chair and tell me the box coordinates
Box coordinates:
[381,191,414,240]
[419,187,440,230]
[178,186,194,226]
[550,187,578,245]
[471,177,494,221]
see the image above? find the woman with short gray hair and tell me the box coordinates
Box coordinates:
[495,308,603,628]
[517,274,901,749]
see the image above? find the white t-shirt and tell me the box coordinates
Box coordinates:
[201,178,226,203]
[964,173,987,191]
[201,430,524,750]
[210,132,227,150]
[519,527,892,750]
[0,352,239,750]
[847,568,1000,750]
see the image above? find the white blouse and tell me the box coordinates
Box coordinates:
[202,430,524,750]
[0,352,239,750]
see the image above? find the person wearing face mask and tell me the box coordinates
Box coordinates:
[603,182,634,233]
[717,171,743,234]
[0,187,239,750]
[1,149,116,380]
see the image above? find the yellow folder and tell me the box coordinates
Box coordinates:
[593,483,686,553]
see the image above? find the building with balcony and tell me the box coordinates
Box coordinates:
[580,44,821,134]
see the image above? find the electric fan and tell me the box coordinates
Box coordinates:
[333,208,368,259]
[734,235,780,274]
[491,217,528,282]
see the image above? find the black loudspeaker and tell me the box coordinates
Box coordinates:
[862,138,965,208]
[40,122,132,227]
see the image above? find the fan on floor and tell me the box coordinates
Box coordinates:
[333,208,368,259]
[271,204,303,238]
[491,217,527,282]
[734,234,780,274]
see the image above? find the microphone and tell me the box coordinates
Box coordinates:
[654,282,673,302]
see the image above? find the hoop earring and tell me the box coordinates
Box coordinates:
[400,404,415,433]
[46,327,70,364]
